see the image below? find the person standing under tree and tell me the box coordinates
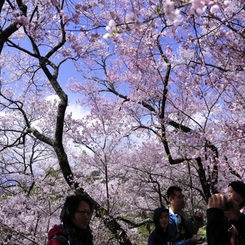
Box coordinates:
[227,181,245,245]
[148,206,173,245]
[46,195,94,245]
[167,186,204,245]
[207,193,245,245]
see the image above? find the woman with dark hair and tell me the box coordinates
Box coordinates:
[207,193,245,245]
[46,195,94,245]
[148,206,172,245]
[227,181,245,245]
[228,181,245,210]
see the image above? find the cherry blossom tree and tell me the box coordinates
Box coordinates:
[0,1,134,244]
[67,0,245,197]
[1,0,245,244]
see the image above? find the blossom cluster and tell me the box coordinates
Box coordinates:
[103,0,230,39]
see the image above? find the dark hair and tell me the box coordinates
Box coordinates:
[152,207,170,244]
[228,181,245,200]
[167,186,182,199]
[153,207,169,230]
[60,195,94,226]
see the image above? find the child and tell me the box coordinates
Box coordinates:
[148,206,172,245]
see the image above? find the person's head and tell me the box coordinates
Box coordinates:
[167,186,185,213]
[153,207,169,231]
[228,181,245,204]
[60,195,94,231]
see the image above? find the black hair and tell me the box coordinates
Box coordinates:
[59,195,94,245]
[167,186,182,199]
[153,207,169,230]
[60,195,94,227]
[152,207,170,244]
[228,181,245,200]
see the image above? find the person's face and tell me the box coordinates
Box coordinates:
[169,190,185,211]
[72,201,92,230]
[159,211,169,230]
[228,186,243,204]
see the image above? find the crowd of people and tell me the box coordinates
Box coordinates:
[148,182,245,245]
[45,181,245,245]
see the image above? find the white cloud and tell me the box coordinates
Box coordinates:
[67,103,90,119]
[45,94,90,120]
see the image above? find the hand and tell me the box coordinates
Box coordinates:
[195,211,204,220]
[207,193,227,210]
[228,225,239,236]
[191,235,204,244]
[208,194,242,223]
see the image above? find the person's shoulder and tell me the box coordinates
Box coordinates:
[148,229,157,238]
[168,211,175,219]
[48,224,66,240]
[179,209,188,217]
[179,210,190,222]
[148,229,156,245]
[168,212,177,226]
[46,237,63,245]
